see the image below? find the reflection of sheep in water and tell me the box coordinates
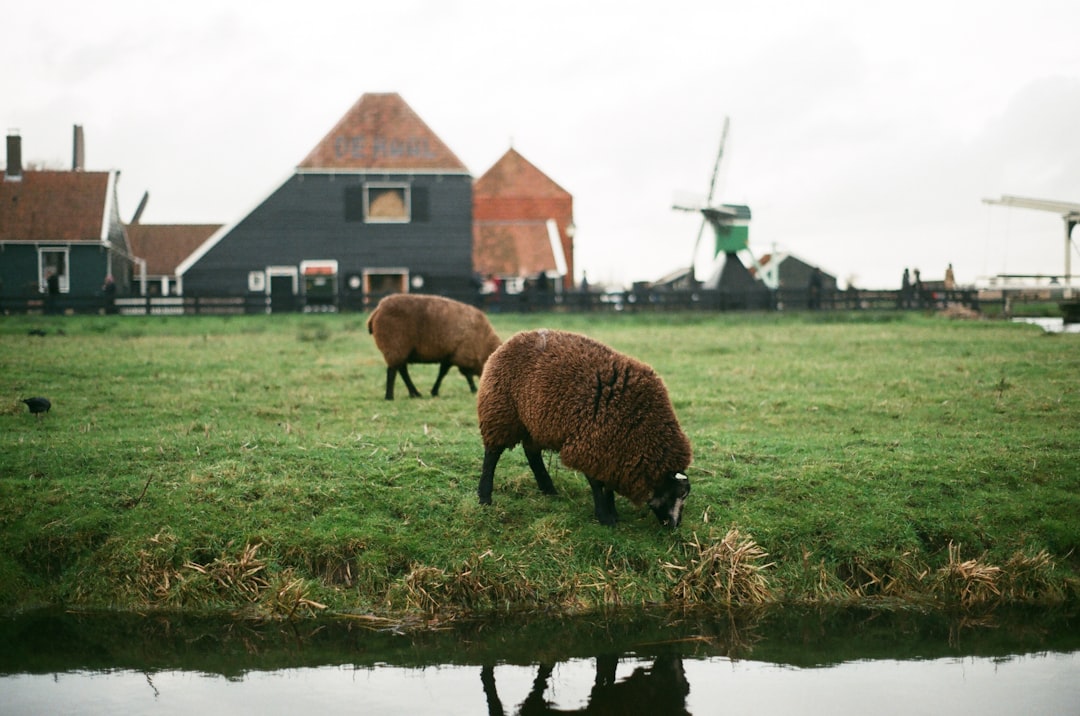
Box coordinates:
[481,655,690,715]
[477,329,692,528]
[367,293,502,400]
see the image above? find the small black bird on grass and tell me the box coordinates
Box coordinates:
[22,397,51,417]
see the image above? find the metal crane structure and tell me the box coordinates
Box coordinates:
[982,194,1080,287]
[673,118,774,290]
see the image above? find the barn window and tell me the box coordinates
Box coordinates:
[38,248,69,293]
[365,183,409,223]
[343,182,427,224]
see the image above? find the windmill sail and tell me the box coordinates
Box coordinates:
[688,117,729,281]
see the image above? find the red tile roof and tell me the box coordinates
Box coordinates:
[473,221,557,277]
[473,148,574,285]
[474,148,569,198]
[126,223,222,276]
[297,93,468,172]
[0,171,111,242]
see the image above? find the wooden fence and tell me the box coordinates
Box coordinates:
[1,287,986,317]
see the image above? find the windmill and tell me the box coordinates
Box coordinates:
[673,118,775,291]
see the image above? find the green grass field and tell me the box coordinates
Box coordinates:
[2,311,1078,618]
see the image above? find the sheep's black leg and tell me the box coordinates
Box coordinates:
[460,368,479,393]
[524,445,557,495]
[587,476,618,526]
[431,361,452,396]
[520,664,555,713]
[594,654,618,688]
[398,364,422,398]
[384,366,396,400]
[480,664,504,716]
[478,446,505,505]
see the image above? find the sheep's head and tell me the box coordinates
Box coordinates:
[648,472,691,529]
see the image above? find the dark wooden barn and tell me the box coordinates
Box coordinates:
[177,93,474,311]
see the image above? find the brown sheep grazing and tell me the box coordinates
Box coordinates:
[367,293,502,400]
[477,329,692,528]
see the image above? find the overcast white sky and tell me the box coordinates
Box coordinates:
[5,0,1080,289]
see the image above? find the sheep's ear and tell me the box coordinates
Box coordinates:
[673,472,690,498]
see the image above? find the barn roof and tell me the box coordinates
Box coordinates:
[297,93,469,173]
[474,148,569,198]
[126,223,222,276]
[0,171,113,242]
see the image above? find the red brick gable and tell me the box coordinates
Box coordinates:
[473,148,574,287]
[298,93,468,173]
[127,223,222,276]
[473,221,557,277]
[0,171,110,242]
[474,148,569,198]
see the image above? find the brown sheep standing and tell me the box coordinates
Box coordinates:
[367,293,502,400]
[477,329,692,528]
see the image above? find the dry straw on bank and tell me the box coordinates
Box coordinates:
[934,542,1002,609]
[181,542,326,618]
[391,550,538,613]
[665,528,774,606]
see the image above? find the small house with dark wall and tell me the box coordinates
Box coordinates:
[176,93,474,311]
[753,252,838,307]
[0,128,136,312]
[473,148,574,292]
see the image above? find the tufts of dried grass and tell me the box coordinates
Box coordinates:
[184,542,270,602]
[845,552,932,602]
[132,529,184,604]
[182,542,326,619]
[933,542,1002,609]
[665,528,775,606]
[577,546,658,608]
[388,551,538,613]
[794,549,856,604]
[265,571,328,619]
[999,549,1063,604]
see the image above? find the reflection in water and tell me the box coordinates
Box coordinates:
[2,607,1079,714]
[481,655,690,715]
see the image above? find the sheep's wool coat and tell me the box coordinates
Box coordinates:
[478,329,692,505]
[368,294,501,373]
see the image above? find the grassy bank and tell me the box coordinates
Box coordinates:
[2,311,1078,618]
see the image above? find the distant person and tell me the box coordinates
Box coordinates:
[944,263,956,305]
[913,268,924,309]
[45,269,60,314]
[481,274,503,312]
[899,267,911,309]
[579,271,592,310]
[102,275,117,314]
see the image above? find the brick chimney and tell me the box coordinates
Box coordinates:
[72,124,85,171]
[4,131,22,182]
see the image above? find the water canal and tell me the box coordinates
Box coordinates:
[3,607,1078,714]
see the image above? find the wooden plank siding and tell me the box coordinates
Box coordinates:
[179,172,475,300]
